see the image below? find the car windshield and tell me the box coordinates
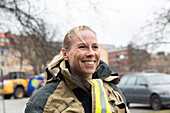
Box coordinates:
[147,75,170,85]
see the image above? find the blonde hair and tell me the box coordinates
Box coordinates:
[45,25,96,80]
[63,25,96,50]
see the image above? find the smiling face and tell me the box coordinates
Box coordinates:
[62,30,101,79]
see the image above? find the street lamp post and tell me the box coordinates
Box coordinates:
[119,55,125,72]
[0,52,6,113]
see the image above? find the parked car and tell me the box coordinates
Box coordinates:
[0,70,29,99]
[117,72,170,110]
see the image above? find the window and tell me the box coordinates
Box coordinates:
[0,38,9,43]
[0,48,9,56]
[18,72,26,79]
[9,72,17,79]
[119,76,128,85]
[136,77,147,85]
[3,49,9,56]
[126,76,137,85]
[1,60,5,66]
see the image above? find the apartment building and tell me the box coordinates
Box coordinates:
[108,47,130,73]
[0,33,33,74]
[108,47,170,73]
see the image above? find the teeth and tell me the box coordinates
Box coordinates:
[85,62,94,64]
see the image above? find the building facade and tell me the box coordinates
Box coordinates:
[108,48,129,73]
[108,47,170,74]
[0,33,33,74]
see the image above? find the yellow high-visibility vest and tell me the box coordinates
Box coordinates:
[90,79,112,113]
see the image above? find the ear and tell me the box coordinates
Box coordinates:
[62,48,69,60]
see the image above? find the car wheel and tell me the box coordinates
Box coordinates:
[150,94,162,110]
[14,87,24,99]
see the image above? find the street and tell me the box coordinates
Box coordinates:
[129,103,154,113]
[1,97,167,113]
[0,97,28,113]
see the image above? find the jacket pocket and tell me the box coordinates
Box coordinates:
[45,97,84,113]
[108,90,127,113]
[57,97,75,112]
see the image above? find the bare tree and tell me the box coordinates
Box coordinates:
[137,0,170,52]
[6,27,62,74]
[1,0,62,74]
[0,0,44,33]
[128,43,150,72]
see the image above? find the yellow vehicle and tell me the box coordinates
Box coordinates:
[0,70,29,99]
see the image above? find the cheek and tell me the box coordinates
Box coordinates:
[96,51,101,64]
[97,51,101,59]
[68,51,79,62]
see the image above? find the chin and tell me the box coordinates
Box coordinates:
[84,71,95,75]
[83,73,93,78]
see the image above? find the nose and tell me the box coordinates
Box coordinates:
[86,47,95,56]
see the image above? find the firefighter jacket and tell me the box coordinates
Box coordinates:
[25,60,130,113]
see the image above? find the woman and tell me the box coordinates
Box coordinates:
[25,25,129,113]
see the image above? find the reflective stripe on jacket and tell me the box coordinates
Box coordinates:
[89,79,112,113]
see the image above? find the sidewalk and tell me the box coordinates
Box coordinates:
[0,96,29,113]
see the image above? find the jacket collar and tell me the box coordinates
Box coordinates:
[45,60,120,87]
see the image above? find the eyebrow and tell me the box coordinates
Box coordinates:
[77,41,88,46]
[77,42,98,46]
[77,43,87,46]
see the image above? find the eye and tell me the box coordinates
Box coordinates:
[79,46,86,48]
[93,45,99,49]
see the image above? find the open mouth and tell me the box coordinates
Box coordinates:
[85,62,94,64]
[83,60,96,65]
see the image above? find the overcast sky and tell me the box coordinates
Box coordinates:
[43,0,169,53]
